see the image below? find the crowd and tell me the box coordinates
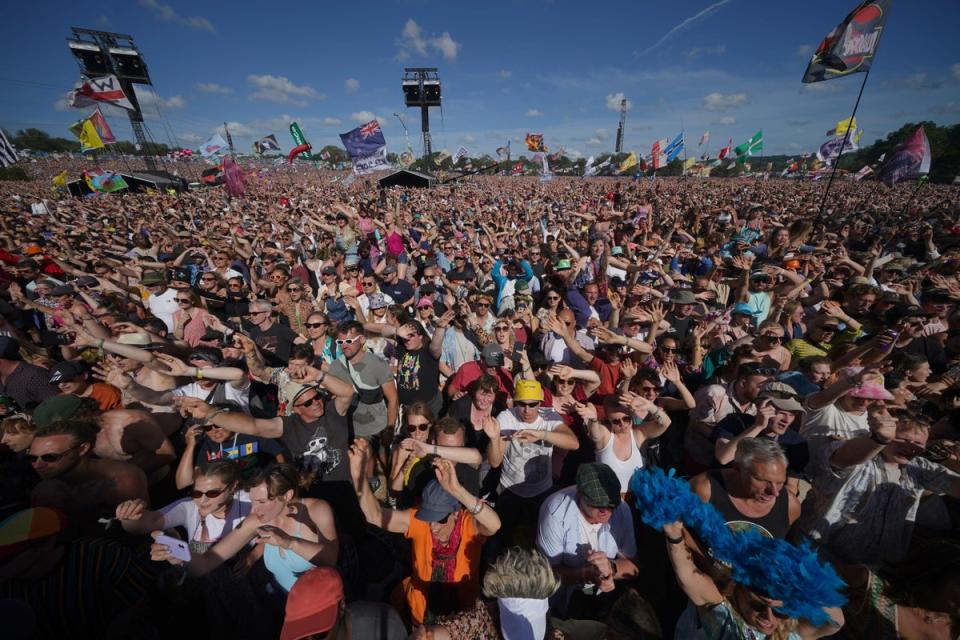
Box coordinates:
[0,157,959,640]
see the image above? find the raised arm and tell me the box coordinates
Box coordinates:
[178,398,284,438]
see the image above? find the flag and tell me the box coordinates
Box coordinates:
[0,129,19,168]
[257,134,280,152]
[683,158,697,170]
[340,121,390,175]
[638,157,648,172]
[854,165,873,180]
[289,122,311,160]
[84,168,128,193]
[664,132,684,162]
[817,132,859,164]
[435,150,451,164]
[399,151,415,167]
[717,138,733,160]
[698,131,710,146]
[734,131,763,163]
[223,156,246,197]
[76,118,105,151]
[583,156,597,177]
[878,125,931,186]
[766,162,773,172]
[826,116,857,137]
[199,134,229,157]
[802,1,892,83]
[496,145,509,159]
[69,75,135,111]
[52,170,68,188]
[452,146,469,164]
[525,133,546,152]
[651,139,668,170]
[511,161,525,175]
[619,152,638,173]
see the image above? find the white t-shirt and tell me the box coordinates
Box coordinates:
[496,407,565,498]
[172,378,252,414]
[159,490,252,544]
[146,288,179,332]
[800,401,869,459]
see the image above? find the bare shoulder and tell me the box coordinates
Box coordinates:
[689,472,712,501]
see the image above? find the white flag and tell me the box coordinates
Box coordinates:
[69,75,135,111]
[452,146,468,164]
[0,128,19,168]
[199,134,229,157]
[698,131,710,146]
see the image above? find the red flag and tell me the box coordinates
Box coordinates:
[718,138,733,160]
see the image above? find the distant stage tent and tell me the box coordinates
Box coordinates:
[377,169,437,189]
[66,171,187,197]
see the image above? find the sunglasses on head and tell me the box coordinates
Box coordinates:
[190,487,226,499]
[335,336,362,346]
[26,445,79,464]
[407,421,431,432]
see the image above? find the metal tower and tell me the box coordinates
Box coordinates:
[614,98,627,154]
[402,68,441,166]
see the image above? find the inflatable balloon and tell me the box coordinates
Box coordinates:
[288,144,311,164]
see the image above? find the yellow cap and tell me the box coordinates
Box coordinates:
[513,379,544,402]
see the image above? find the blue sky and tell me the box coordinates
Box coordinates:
[3,0,959,158]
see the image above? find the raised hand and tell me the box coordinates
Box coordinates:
[154,353,193,377]
[116,498,147,521]
[574,401,598,423]
[432,457,463,495]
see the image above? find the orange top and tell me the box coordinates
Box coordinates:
[402,508,486,625]
[87,383,123,411]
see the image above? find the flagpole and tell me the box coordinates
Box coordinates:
[904,177,927,211]
[815,69,871,223]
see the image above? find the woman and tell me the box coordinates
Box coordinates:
[350,439,502,626]
[303,312,339,365]
[119,460,251,554]
[665,516,843,639]
[151,463,339,592]
[195,271,228,318]
[779,301,807,341]
[836,539,959,639]
[1,413,36,454]
[535,286,567,327]
[278,279,318,338]
[173,289,212,347]
[447,375,508,454]
[389,402,435,498]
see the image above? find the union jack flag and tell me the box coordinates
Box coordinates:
[360,120,381,138]
[340,120,387,159]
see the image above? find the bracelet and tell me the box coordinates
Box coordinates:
[204,409,223,426]
[196,368,204,380]
[870,432,892,446]
[469,498,485,515]
[666,534,685,545]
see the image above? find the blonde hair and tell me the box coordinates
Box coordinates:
[482,547,560,600]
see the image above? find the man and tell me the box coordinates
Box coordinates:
[140,270,178,333]
[447,343,514,398]
[375,312,455,415]
[29,420,148,520]
[801,365,891,454]
[777,355,832,399]
[785,316,840,359]
[358,275,394,318]
[687,362,771,470]
[0,337,58,408]
[246,299,298,367]
[664,289,700,342]
[94,409,177,481]
[379,265,415,308]
[712,382,810,486]
[566,282,612,329]
[797,410,960,565]
[536,463,638,619]
[49,359,122,411]
[328,321,398,439]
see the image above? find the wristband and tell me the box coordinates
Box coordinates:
[666,534,685,544]
[469,498,485,515]
[205,409,223,426]
[870,432,892,446]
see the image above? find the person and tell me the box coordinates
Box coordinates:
[28,419,149,520]
[140,270,179,332]
[328,321,399,440]
[486,380,579,545]
[800,365,891,453]
[796,410,960,566]
[447,343,514,398]
[280,566,408,640]
[777,355,832,399]
[0,412,37,453]
[786,316,841,359]
[0,337,58,409]
[349,438,502,626]
[151,463,338,592]
[48,359,122,411]
[835,539,960,640]
[384,313,454,415]
[536,463,639,619]
[246,299,299,366]
[172,289,213,347]
[664,517,844,639]
[116,459,251,553]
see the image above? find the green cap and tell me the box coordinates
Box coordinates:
[576,463,621,508]
[32,395,84,428]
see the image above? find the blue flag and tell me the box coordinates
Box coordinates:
[664,132,684,162]
[339,120,386,159]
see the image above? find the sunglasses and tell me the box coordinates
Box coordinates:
[228,284,243,289]
[760,334,783,343]
[659,346,679,353]
[362,281,376,286]
[201,276,216,281]
[494,326,510,332]
[176,298,192,303]
[475,302,490,308]
[335,337,362,346]
[305,322,327,329]
[190,487,226,499]
[295,394,320,408]
[546,295,561,301]
[747,598,789,620]
[407,421,432,432]
[516,401,540,409]
[607,415,633,426]
[286,287,301,292]
[553,377,575,386]
[26,445,79,464]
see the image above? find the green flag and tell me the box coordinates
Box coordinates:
[735,131,763,164]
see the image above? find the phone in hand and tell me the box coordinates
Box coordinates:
[155,534,192,563]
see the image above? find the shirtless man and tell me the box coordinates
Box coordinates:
[94,409,177,483]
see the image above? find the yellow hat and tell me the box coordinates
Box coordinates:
[513,379,544,402]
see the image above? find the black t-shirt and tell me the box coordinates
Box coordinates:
[381,280,415,306]
[396,345,440,405]
[247,321,298,367]
[194,431,283,470]
[447,394,508,457]
[280,401,350,483]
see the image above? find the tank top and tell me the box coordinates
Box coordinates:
[596,432,645,490]
[707,471,790,539]
[262,518,316,591]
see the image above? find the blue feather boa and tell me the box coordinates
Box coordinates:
[629,467,846,626]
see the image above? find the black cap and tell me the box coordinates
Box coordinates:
[0,337,21,361]
[49,360,87,384]
[885,303,929,325]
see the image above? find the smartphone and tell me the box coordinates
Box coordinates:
[155,534,192,563]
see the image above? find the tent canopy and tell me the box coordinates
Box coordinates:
[377,169,437,189]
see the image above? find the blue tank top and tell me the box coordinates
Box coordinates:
[262,518,315,591]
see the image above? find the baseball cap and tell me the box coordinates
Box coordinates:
[554,259,572,271]
[140,270,166,286]
[731,303,755,317]
[48,285,75,297]
[74,275,99,288]
[514,379,544,402]
[49,361,86,384]
[280,567,345,640]
[849,382,895,401]
[668,290,697,305]
[417,297,433,309]
[382,265,398,275]
[414,479,461,523]
[320,266,337,276]
[759,382,804,413]
[481,343,505,367]
[885,303,929,325]
[750,270,772,281]
[0,337,22,361]
[576,463,621,508]
[32,395,85,428]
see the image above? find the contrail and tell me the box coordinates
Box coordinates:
[635,0,733,57]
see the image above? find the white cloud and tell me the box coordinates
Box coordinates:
[595,128,610,140]
[795,44,814,57]
[194,82,232,95]
[397,19,461,61]
[899,73,942,90]
[138,0,214,32]
[345,78,360,93]
[178,132,203,144]
[498,69,512,79]
[685,44,726,60]
[702,92,748,111]
[585,137,604,147]
[605,93,632,111]
[635,0,732,56]
[54,96,72,112]
[526,109,543,117]
[323,117,342,126]
[717,115,736,125]
[953,63,960,81]
[133,86,185,110]
[247,74,323,106]
[219,121,257,138]
[350,111,388,127]
[463,135,476,144]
